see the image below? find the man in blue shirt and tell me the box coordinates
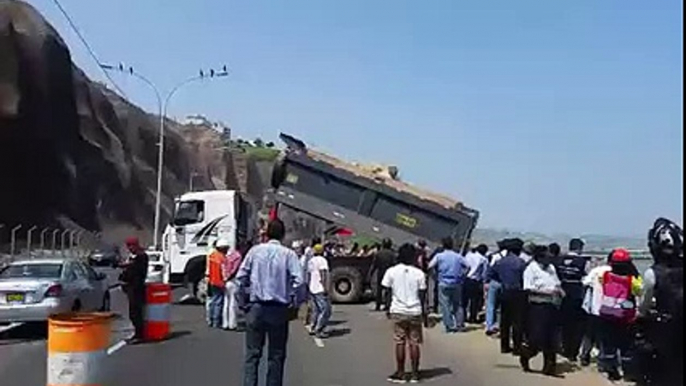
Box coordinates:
[489,238,527,355]
[428,237,468,333]
[237,219,304,386]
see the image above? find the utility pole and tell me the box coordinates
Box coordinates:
[101,63,229,249]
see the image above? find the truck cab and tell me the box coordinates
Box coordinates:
[162,190,254,301]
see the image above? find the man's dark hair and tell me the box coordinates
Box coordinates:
[549,243,561,257]
[508,238,524,256]
[569,238,585,252]
[266,219,286,241]
[382,238,393,249]
[441,237,454,251]
[533,245,550,261]
[418,239,427,248]
[311,237,322,247]
[476,244,489,255]
[398,243,417,265]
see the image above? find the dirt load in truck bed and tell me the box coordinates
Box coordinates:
[306,149,462,210]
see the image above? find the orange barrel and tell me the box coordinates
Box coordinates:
[144,283,171,341]
[47,313,112,386]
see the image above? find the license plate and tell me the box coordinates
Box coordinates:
[5,293,25,304]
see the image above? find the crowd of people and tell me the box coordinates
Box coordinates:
[117,217,681,386]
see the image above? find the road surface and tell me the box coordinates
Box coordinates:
[1,269,614,386]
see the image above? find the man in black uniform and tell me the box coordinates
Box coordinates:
[555,238,589,362]
[370,238,396,311]
[121,237,149,343]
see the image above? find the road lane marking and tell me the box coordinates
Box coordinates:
[313,337,325,348]
[0,323,23,334]
[106,340,127,356]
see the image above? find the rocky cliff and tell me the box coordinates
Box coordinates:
[0,0,239,245]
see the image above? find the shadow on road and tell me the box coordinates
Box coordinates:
[419,367,453,380]
[327,328,351,338]
[0,322,47,345]
[327,320,347,327]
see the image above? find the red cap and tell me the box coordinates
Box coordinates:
[611,248,631,263]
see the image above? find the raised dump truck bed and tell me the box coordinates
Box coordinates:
[269,133,480,251]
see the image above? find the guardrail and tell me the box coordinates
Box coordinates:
[0,224,101,268]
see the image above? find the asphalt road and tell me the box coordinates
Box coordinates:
[1,269,616,386]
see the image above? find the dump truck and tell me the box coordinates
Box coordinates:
[268,133,480,302]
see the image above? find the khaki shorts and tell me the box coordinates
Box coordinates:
[391,314,423,345]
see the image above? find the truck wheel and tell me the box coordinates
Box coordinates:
[330,266,363,304]
[188,277,208,304]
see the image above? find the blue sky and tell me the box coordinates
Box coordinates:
[32,0,683,236]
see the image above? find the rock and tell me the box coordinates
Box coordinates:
[0,0,239,246]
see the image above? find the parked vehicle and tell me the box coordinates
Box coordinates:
[0,257,110,324]
[88,246,121,267]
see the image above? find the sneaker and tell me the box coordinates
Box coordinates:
[409,372,421,383]
[580,357,591,367]
[387,372,407,384]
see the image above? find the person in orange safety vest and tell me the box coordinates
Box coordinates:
[206,238,230,328]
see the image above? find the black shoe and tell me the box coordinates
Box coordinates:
[501,347,513,354]
[519,355,531,372]
[607,370,622,382]
[580,357,591,367]
[387,371,407,384]
[409,372,421,383]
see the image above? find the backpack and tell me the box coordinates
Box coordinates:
[599,271,637,323]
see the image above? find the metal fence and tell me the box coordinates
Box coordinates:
[0,224,101,268]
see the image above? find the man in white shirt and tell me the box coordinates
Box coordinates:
[463,244,489,324]
[382,244,427,384]
[579,253,611,367]
[307,244,331,338]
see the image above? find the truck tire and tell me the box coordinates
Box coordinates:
[184,258,207,304]
[330,266,363,304]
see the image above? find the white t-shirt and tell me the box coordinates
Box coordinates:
[381,264,427,316]
[308,255,329,295]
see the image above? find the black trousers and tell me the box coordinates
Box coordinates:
[463,278,484,323]
[580,314,602,362]
[375,270,387,311]
[523,303,559,371]
[126,288,145,339]
[500,290,526,353]
[560,297,585,360]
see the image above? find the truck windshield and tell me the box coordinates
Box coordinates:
[173,200,205,226]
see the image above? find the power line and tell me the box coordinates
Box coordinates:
[50,0,127,97]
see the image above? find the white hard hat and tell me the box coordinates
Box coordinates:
[216,238,231,248]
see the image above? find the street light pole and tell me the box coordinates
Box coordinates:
[102,64,229,249]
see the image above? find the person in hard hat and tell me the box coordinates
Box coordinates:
[121,237,149,343]
[222,241,243,331]
[206,238,230,328]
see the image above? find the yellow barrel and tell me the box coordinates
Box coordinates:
[47,313,112,386]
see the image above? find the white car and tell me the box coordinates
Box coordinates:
[0,257,110,324]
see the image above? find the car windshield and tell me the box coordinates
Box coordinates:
[0,263,63,279]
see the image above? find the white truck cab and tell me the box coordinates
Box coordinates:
[162,190,254,300]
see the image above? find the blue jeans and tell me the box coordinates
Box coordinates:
[207,285,224,328]
[243,303,289,386]
[486,280,502,332]
[310,293,331,335]
[438,284,464,332]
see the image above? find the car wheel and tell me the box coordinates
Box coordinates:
[100,291,111,312]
